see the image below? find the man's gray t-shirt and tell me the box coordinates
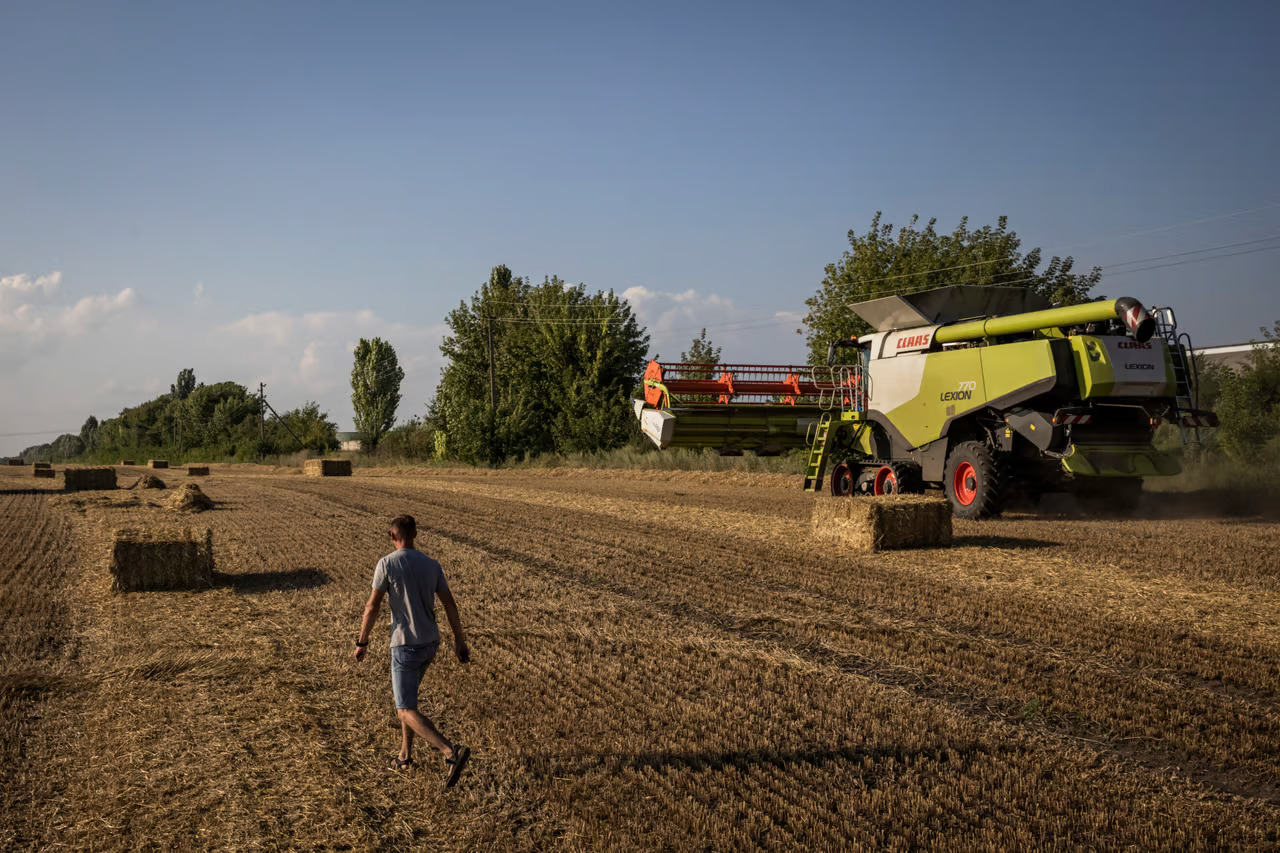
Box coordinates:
[372,548,450,648]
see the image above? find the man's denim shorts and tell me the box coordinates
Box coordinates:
[391,642,439,710]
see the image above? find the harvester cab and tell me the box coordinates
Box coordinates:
[635,285,1217,518]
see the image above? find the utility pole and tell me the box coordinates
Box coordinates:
[259,382,267,445]
[486,316,496,412]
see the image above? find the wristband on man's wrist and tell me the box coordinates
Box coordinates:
[355,641,368,647]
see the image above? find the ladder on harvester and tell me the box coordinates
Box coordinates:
[803,412,832,492]
[1153,307,1201,444]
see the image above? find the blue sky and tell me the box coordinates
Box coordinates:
[2,1,1278,453]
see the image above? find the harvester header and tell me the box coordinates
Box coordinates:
[635,285,1217,518]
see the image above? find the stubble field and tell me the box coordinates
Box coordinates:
[1,463,1278,850]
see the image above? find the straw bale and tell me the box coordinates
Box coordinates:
[304,458,352,477]
[63,466,118,492]
[33,468,55,479]
[128,475,167,490]
[109,526,214,592]
[32,462,52,470]
[148,460,169,469]
[120,459,136,466]
[811,494,952,552]
[169,483,214,512]
[6,458,24,466]
[187,465,210,476]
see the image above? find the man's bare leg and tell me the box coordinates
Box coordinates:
[397,708,454,761]
[400,720,415,762]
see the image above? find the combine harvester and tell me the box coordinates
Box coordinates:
[635,285,1217,518]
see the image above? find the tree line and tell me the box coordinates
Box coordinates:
[12,212,1274,468]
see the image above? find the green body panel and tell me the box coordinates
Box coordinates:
[934,298,1128,343]
[1060,444,1181,477]
[1069,336,1177,399]
[880,340,1057,449]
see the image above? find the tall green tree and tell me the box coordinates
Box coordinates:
[171,368,197,400]
[351,337,404,451]
[271,401,340,453]
[802,213,1101,364]
[1212,321,1280,460]
[432,265,649,464]
[79,415,99,451]
[681,328,722,365]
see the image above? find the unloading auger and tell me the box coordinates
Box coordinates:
[635,285,1218,518]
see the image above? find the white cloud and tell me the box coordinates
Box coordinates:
[0,271,62,304]
[57,288,138,335]
[193,281,208,306]
[221,310,295,345]
[0,271,137,367]
[217,306,448,423]
[622,285,807,365]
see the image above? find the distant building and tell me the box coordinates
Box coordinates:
[1194,342,1277,372]
[337,431,363,452]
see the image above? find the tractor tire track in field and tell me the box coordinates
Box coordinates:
[0,486,74,851]
[265,476,1280,807]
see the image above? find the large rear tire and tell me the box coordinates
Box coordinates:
[945,442,1005,520]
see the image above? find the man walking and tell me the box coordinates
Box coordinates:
[354,514,471,786]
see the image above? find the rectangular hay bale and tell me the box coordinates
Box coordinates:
[33,468,55,479]
[148,460,169,469]
[187,466,210,476]
[32,462,52,470]
[110,527,214,592]
[63,466,117,492]
[121,460,136,466]
[304,458,352,477]
[6,458,24,466]
[811,494,952,552]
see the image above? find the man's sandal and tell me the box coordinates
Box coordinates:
[387,756,414,771]
[444,746,470,788]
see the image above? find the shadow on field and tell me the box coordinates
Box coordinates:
[952,535,1059,550]
[215,567,330,593]
[524,742,1007,780]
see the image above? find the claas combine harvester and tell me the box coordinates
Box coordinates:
[634,285,1218,518]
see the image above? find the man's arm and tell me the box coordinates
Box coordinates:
[354,588,384,662]
[438,589,469,663]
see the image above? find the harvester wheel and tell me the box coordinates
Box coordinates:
[830,462,856,497]
[945,442,1005,520]
[872,462,922,496]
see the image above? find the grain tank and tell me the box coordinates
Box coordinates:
[635,285,1217,518]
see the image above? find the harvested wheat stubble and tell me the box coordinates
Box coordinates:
[811,494,952,551]
[128,475,166,490]
[33,468,55,479]
[63,466,117,492]
[109,526,214,592]
[147,460,169,469]
[304,458,352,477]
[32,462,51,470]
[169,483,214,512]
[187,466,210,477]
[120,460,136,466]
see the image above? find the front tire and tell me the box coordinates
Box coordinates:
[945,441,1005,520]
